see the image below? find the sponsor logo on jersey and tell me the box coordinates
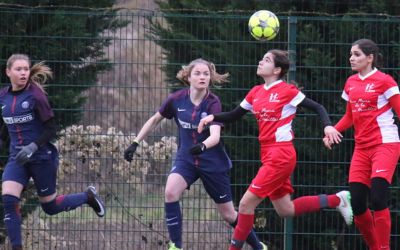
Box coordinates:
[365,83,375,93]
[178,118,198,129]
[3,113,34,124]
[21,101,30,109]
[269,93,280,102]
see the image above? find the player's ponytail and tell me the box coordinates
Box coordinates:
[29,61,53,93]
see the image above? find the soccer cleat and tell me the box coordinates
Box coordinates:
[260,242,268,250]
[86,186,106,217]
[336,190,353,226]
[168,242,182,250]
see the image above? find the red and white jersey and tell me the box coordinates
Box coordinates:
[342,68,400,148]
[240,80,305,145]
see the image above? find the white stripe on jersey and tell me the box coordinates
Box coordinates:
[289,92,306,107]
[384,86,400,99]
[275,121,293,142]
[240,99,253,111]
[280,92,305,119]
[341,91,349,101]
[377,108,399,143]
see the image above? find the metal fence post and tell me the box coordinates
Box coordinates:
[284,15,297,250]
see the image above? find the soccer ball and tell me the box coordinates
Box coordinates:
[248,10,280,41]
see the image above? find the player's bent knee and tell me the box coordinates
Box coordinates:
[275,208,292,218]
[238,200,256,214]
[349,182,369,215]
[370,178,389,211]
[41,199,59,215]
[164,189,180,202]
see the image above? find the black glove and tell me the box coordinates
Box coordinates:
[124,141,139,162]
[190,143,206,155]
[16,142,38,165]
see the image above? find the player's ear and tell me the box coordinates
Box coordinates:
[273,67,281,76]
[367,54,374,64]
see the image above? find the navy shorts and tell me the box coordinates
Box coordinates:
[2,146,59,197]
[170,161,232,204]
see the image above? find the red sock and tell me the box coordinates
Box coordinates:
[374,208,391,249]
[229,213,254,250]
[354,209,378,250]
[327,194,340,207]
[293,194,339,216]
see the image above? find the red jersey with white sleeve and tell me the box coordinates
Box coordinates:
[342,68,400,148]
[240,80,305,145]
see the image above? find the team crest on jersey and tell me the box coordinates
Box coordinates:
[269,93,280,102]
[201,112,208,118]
[365,83,375,93]
[21,101,30,109]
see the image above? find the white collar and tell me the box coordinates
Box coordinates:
[358,68,377,81]
[264,79,283,90]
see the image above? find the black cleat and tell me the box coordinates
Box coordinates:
[86,186,106,217]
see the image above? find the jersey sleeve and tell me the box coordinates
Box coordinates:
[34,92,54,122]
[240,86,259,111]
[341,80,350,101]
[207,96,223,126]
[289,90,306,107]
[382,74,399,99]
[158,94,175,119]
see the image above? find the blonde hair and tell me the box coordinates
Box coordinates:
[176,58,229,86]
[7,54,53,93]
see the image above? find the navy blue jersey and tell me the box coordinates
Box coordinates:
[0,83,54,158]
[159,88,232,172]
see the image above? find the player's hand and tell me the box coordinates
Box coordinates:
[124,141,139,162]
[197,115,214,133]
[16,142,38,165]
[324,126,342,145]
[322,136,334,150]
[190,143,206,155]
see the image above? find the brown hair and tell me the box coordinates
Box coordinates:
[7,54,53,93]
[352,39,383,68]
[176,58,229,86]
[268,49,290,79]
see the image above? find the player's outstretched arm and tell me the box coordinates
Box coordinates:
[197,115,214,133]
[299,97,343,144]
[197,105,248,133]
[190,125,221,155]
[124,112,164,162]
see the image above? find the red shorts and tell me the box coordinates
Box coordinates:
[349,143,400,186]
[248,143,296,200]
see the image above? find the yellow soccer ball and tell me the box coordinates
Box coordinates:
[248,10,280,41]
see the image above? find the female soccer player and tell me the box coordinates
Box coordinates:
[324,39,400,250]
[124,58,267,250]
[1,54,106,250]
[197,50,353,250]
